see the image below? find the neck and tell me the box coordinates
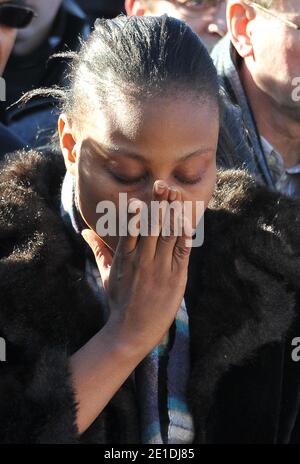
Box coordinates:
[240,62,300,168]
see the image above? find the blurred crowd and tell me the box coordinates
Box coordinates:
[1,0,299,197]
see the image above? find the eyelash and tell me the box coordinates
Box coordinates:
[112,172,202,186]
[175,174,202,185]
[112,172,149,185]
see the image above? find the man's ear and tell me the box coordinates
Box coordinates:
[125,0,148,16]
[58,114,78,176]
[227,1,256,59]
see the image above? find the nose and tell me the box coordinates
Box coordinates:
[207,3,227,38]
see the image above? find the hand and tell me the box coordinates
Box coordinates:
[82,182,193,353]
[81,232,113,292]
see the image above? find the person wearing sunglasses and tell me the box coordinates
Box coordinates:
[212,0,300,197]
[0,0,34,79]
[1,0,90,150]
[0,1,35,157]
[125,0,227,52]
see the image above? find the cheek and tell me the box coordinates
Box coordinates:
[284,38,300,78]
[76,153,148,252]
[76,153,118,232]
[252,22,286,75]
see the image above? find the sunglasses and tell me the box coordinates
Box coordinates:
[0,3,36,29]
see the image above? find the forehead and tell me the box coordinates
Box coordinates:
[79,94,219,158]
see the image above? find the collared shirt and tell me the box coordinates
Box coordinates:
[261,136,300,198]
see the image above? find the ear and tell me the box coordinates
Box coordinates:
[58,114,78,176]
[227,1,256,59]
[125,0,148,16]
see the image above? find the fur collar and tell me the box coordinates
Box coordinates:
[0,150,300,443]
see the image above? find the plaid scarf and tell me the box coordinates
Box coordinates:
[61,171,195,444]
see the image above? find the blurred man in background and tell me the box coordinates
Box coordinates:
[1,0,90,148]
[125,0,227,52]
[126,0,259,174]
[0,0,35,156]
[212,0,300,196]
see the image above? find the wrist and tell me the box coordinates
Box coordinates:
[99,317,152,361]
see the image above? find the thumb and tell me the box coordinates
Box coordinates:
[81,229,113,286]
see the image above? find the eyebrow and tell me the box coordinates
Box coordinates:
[93,141,214,163]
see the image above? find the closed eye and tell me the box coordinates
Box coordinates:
[111,172,149,185]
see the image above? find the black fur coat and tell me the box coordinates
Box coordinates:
[0,150,300,444]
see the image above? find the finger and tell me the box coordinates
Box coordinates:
[168,185,180,203]
[151,180,170,236]
[163,186,183,240]
[116,198,142,256]
[136,181,169,258]
[81,229,113,285]
[172,215,193,272]
[155,188,184,263]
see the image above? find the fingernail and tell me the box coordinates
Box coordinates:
[169,187,177,201]
[155,181,167,194]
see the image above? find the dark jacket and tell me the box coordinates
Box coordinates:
[0,150,300,444]
[212,35,276,189]
[0,123,24,158]
[76,0,125,22]
[1,0,90,149]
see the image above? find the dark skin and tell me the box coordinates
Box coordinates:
[58,93,219,434]
[69,95,218,251]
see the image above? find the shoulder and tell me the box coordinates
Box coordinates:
[0,148,66,259]
[0,148,65,198]
[186,170,300,419]
[188,168,300,345]
[0,149,66,263]
[188,168,300,352]
[211,169,300,262]
[0,148,66,289]
[0,149,99,349]
[200,169,300,287]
